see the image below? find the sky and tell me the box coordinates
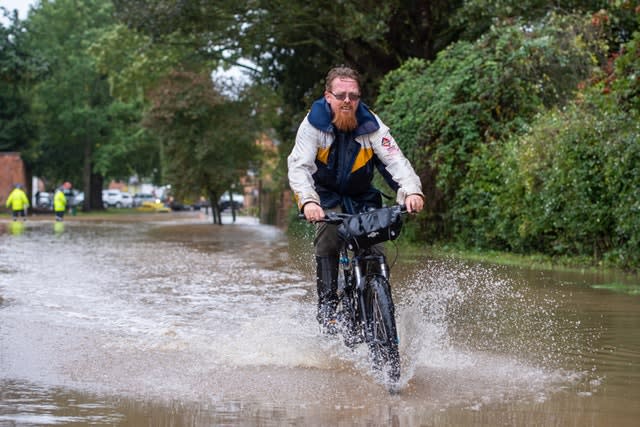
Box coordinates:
[0,0,34,24]
[0,0,32,17]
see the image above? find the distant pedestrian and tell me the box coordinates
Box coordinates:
[5,183,29,221]
[54,182,72,222]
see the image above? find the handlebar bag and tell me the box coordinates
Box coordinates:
[337,206,403,250]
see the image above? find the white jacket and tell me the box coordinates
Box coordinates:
[287,108,423,211]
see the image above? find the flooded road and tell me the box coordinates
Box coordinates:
[1,213,639,426]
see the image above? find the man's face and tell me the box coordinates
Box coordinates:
[324,77,360,131]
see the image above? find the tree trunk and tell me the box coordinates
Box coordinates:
[82,139,101,211]
[89,173,104,210]
[229,191,236,223]
[208,190,221,225]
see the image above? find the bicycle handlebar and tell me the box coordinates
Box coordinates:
[298,204,408,224]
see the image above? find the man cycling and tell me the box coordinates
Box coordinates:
[287,66,424,332]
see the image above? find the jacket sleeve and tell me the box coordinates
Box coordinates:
[369,116,424,205]
[287,117,322,211]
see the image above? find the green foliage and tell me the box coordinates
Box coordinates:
[0,14,43,155]
[93,100,159,181]
[26,0,115,186]
[610,21,640,110]
[89,24,206,101]
[505,103,639,267]
[451,27,640,269]
[92,2,284,208]
[377,12,606,241]
[452,0,609,40]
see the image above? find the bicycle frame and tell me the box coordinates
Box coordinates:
[338,246,389,338]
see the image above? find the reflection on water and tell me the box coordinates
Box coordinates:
[7,221,25,236]
[0,214,639,426]
[53,221,65,236]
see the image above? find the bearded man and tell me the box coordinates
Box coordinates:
[287,66,425,332]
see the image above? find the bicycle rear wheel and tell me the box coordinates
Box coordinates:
[363,275,400,383]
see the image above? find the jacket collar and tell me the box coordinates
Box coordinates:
[307,98,379,137]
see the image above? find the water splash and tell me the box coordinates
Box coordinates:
[394,258,592,404]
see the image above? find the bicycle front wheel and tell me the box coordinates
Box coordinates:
[363,275,400,383]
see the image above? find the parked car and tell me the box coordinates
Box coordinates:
[132,192,156,207]
[102,190,133,208]
[35,191,52,209]
[70,190,84,207]
[219,192,244,211]
[168,198,190,211]
[136,201,170,213]
[191,197,211,211]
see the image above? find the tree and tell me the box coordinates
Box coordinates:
[143,70,260,224]
[25,0,157,210]
[376,12,608,241]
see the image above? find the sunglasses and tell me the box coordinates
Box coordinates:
[329,91,361,101]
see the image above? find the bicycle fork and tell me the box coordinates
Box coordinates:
[354,254,388,342]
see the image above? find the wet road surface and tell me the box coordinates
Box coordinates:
[1,212,639,426]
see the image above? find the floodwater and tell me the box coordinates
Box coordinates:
[1,213,639,426]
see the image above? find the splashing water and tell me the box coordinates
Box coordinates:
[391,258,591,405]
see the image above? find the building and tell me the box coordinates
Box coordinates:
[0,153,27,207]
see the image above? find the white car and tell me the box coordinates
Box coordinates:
[102,190,133,208]
[35,191,52,209]
[70,190,84,207]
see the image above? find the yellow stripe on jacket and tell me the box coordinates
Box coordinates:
[351,147,374,172]
[316,147,330,164]
[316,146,374,173]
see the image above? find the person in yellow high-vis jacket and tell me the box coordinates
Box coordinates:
[5,183,29,221]
[54,182,72,222]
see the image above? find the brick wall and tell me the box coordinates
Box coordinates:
[0,153,26,206]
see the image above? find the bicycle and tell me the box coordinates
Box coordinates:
[302,205,406,387]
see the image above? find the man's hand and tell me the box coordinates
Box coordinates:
[303,202,325,222]
[405,194,424,214]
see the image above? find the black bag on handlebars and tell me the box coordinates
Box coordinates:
[337,206,403,251]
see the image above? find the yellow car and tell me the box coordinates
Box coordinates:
[136,201,170,213]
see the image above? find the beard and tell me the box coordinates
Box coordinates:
[332,106,358,131]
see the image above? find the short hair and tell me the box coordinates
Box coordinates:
[325,66,361,92]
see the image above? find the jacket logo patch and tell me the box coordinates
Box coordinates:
[382,137,399,154]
